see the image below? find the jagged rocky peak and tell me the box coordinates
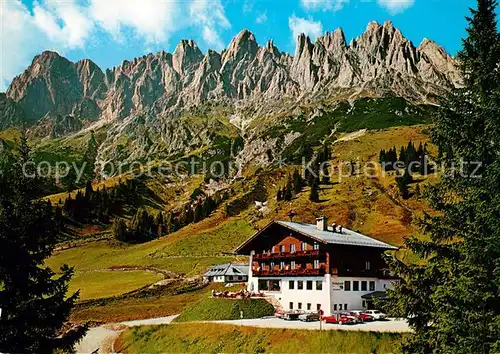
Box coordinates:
[172,39,204,74]
[322,28,347,51]
[223,29,259,62]
[0,20,463,134]
[201,49,222,71]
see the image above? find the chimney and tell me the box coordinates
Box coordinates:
[316,217,327,231]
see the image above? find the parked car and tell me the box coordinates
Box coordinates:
[363,310,387,320]
[282,311,301,321]
[349,310,375,322]
[321,313,357,325]
[299,312,320,322]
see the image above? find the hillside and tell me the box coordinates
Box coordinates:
[0,21,450,325]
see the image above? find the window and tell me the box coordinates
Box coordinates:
[270,262,275,270]
[238,276,243,280]
[362,300,366,308]
[289,280,294,289]
[297,280,304,290]
[280,245,285,253]
[339,304,343,310]
[313,242,319,250]
[260,263,265,270]
[280,261,285,270]
[290,244,296,253]
[313,260,320,269]
[333,304,337,311]
[344,280,351,291]
[307,303,312,310]
[369,281,376,291]
[289,302,293,310]
[353,281,359,291]
[228,276,233,281]
[258,279,281,291]
[306,281,313,290]
[365,261,371,270]
[298,302,302,310]
[291,261,296,269]
[317,304,322,311]
[301,242,307,251]
[361,281,367,291]
[345,304,348,310]
[316,280,322,291]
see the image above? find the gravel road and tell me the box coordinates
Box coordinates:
[212,317,411,332]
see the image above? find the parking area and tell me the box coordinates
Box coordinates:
[213,317,411,332]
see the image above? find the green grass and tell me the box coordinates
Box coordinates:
[117,323,404,353]
[174,297,275,322]
[70,280,215,323]
[69,270,163,300]
[47,219,255,277]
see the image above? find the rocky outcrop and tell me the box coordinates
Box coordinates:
[2,21,460,133]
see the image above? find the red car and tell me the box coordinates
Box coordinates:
[349,311,374,322]
[321,313,357,325]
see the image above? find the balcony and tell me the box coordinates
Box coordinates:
[252,267,326,277]
[253,249,320,260]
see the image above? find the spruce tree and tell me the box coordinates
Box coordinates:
[0,136,86,352]
[309,178,320,202]
[385,1,500,352]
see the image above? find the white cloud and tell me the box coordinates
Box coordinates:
[189,0,231,51]
[288,15,323,44]
[89,0,180,43]
[300,0,349,12]
[256,12,268,24]
[33,0,94,48]
[0,0,232,92]
[377,0,415,14]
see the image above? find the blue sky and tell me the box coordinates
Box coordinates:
[0,0,483,91]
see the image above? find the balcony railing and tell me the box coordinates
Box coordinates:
[253,249,320,260]
[252,267,326,277]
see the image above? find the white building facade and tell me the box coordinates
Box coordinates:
[238,218,399,315]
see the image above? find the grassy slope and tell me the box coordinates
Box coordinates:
[47,218,254,276]
[46,125,434,309]
[175,297,275,322]
[69,270,163,300]
[117,323,404,354]
[40,122,436,325]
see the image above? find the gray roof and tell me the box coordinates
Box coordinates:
[275,221,398,250]
[204,263,249,277]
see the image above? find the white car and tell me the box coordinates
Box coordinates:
[363,310,387,320]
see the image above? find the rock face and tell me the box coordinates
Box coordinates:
[3,21,460,131]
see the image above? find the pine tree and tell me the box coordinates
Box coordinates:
[276,188,283,201]
[385,1,500,352]
[293,169,302,194]
[309,178,320,202]
[0,136,86,352]
[396,169,412,199]
[113,218,129,242]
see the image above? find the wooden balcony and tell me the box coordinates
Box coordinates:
[252,267,326,277]
[253,249,320,260]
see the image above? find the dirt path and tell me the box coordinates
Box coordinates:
[74,315,179,353]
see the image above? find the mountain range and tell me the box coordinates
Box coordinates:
[0,20,460,175]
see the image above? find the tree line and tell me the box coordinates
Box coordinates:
[379,141,431,174]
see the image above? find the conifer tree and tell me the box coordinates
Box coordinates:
[309,178,320,202]
[385,1,500,352]
[0,136,86,352]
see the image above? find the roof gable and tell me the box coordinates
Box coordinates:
[235,220,398,254]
